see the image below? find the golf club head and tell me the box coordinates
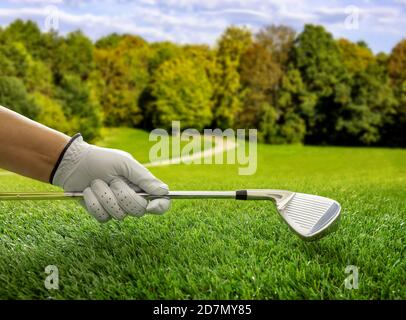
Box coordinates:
[246,190,341,240]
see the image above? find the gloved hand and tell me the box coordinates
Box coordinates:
[51,134,170,222]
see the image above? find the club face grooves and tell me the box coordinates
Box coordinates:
[277,193,341,241]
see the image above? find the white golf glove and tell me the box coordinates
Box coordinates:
[51,134,170,222]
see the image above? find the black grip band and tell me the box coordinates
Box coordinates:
[49,133,82,184]
[236,190,247,200]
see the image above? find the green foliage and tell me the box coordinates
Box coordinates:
[0,20,43,59]
[239,25,301,144]
[239,43,281,129]
[212,26,252,128]
[54,31,94,81]
[255,24,295,69]
[95,33,128,49]
[0,76,38,119]
[33,92,71,133]
[148,42,182,74]
[382,80,406,147]
[0,51,15,76]
[336,59,396,145]
[0,19,404,147]
[183,44,218,83]
[337,38,374,74]
[294,25,347,97]
[56,74,102,141]
[273,69,308,143]
[148,57,213,130]
[93,36,151,126]
[388,39,406,85]
[386,40,406,147]
[293,24,351,144]
[0,42,31,78]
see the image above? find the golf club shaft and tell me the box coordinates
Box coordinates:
[0,191,241,201]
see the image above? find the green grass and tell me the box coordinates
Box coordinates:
[0,128,405,299]
[97,127,212,163]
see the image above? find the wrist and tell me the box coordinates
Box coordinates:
[31,129,70,183]
[50,133,88,186]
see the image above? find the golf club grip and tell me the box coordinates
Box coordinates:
[0,191,243,200]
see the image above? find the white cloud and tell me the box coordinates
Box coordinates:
[9,0,63,3]
[0,7,170,40]
[0,0,404,52]
[201,8,272,20]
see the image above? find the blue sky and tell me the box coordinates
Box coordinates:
[0,0,405,53]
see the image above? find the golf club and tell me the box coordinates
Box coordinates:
[0,189,341,241]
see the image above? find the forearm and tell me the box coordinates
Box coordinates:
[0,106,70,183]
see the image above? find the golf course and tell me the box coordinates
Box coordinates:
[0,127,404,299]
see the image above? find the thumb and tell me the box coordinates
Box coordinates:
[122,156,169,195]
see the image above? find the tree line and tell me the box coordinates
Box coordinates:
[0,20,405,146]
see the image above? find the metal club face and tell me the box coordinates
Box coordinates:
[276,192,341,240]
[245,189,341,240]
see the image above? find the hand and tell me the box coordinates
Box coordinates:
[51,134,170,222]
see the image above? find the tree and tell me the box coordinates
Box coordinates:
[382,81,406,147]
[0,42,31,79]
[384,40,406,146]
[337,38,375,74]
[271,69,311,144]
[148,41,182,75]
[0,51,16,77]
[33,92,71,134]
[388,39,406,86]
[0,41,53,95]
[56,74,102,141]
[25,59,53,95]
[0,76,39,119]
[93,36,151,126]
[212,26,252,128]
[0,20,43,59]
[183,44,217,84]
[95,33,128,49]
[147,57,213,130]
[0,18,402,147]
[336,60,396,145]
[238,25,295,131]
[54,31,94,81]
[239,43,281,129]
[335,40,396,145]
[255,25,295,69]
[293,24,350,144]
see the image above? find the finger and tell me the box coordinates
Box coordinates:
[91,179,126,220]
[83,187,111,223]
[110,178,148,217]
[146,198,171,215]
[118,177,142,192]
[121,157,169,196]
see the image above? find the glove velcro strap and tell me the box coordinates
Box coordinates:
[49,133,83,185]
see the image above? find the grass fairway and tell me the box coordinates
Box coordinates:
[0,128,405,299]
